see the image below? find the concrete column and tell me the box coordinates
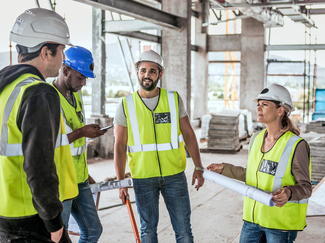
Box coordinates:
[161,0,192,118]
[240,18,266,121]
[90,8,114,158]
[86,117,114,159]
[193,0,209,121]
[92,7,106,116]
[208,34,241,52]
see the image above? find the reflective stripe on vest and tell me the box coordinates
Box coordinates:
[0,78,69,157]
[0,78,34,156]
[69,144,86,156]
[273,134,308,204]
[55,88,86,156]
[126,90,183,153]
[248,131,261,156]
[60,107,86,156]
[249,131,307,205]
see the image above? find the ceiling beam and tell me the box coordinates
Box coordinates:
[73,0,181,29]
[309,8,325,15]
[107,31,199,51]
[266,44,325,51]
[216,0,325,10]
[104,20,162,32]
[107,31,162,43]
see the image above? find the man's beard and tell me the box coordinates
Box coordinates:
[66,74,79,93]
[140,77,159,91]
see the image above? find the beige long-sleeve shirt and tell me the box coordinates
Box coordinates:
[222,140,312,201]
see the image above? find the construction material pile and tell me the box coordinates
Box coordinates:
[306,120,325,133]
[308,135,325,183]
[207,110,242,151]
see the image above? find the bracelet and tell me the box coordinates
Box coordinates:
[194,166,205,172]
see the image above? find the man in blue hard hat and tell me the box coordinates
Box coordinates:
[52,46,107,243]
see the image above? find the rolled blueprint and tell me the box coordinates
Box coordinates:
[203,170,275,207]
[90,178,132,193]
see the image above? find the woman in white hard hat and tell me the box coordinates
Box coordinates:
[207,83,312,243]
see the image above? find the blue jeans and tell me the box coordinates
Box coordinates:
[133,172,193,243]
[239,221,298,243]
[62,180,102,243]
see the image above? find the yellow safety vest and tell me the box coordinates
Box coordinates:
[244,129,311,230]
[123,88,186,179]
[0,74,78,218]
[52,83,88,183]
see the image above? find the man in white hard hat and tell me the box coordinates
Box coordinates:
[0,8,78,243]
[114,50,204,242]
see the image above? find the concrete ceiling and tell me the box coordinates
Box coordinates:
[210,0,325,28]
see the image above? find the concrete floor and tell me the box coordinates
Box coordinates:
[70,141,325,243]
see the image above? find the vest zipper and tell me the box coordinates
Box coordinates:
[252,152,265,223]
[152,110,162,176]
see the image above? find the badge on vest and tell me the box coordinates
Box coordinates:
[77,111,84,123]
[155,113,171,124]
[259,159,278,175]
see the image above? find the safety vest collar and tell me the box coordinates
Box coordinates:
[136,88,161,112]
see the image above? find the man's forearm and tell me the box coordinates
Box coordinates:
[114,144,127,180]
[185,135,203,167]
[67,129,83,144]
[180,116,203,167]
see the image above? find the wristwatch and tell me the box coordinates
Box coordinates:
[194,166,205,172]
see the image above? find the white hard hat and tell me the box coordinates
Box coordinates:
[252,83,295,112]
[135,50,164,71]
[10,8,74,51]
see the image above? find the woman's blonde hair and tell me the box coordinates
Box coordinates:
[278,106,300,136]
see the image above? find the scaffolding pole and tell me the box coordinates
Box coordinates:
[110,12,135,92]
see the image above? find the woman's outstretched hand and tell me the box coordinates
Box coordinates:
[206,163,224,174]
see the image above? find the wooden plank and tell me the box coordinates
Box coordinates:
[313,176,325,193]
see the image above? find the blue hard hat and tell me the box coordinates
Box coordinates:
[63,46,95,78]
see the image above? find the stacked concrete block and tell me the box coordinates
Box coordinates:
[207,110,241,151]
[308,136,325,183]
[306,120,325,133]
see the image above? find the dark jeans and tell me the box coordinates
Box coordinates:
[0,215,71,243]
[62,180,102,243]
[133,172,193,243]
[239,221,298,243]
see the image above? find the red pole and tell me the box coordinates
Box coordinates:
[126,198,141,243]
[9,41,12,66]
